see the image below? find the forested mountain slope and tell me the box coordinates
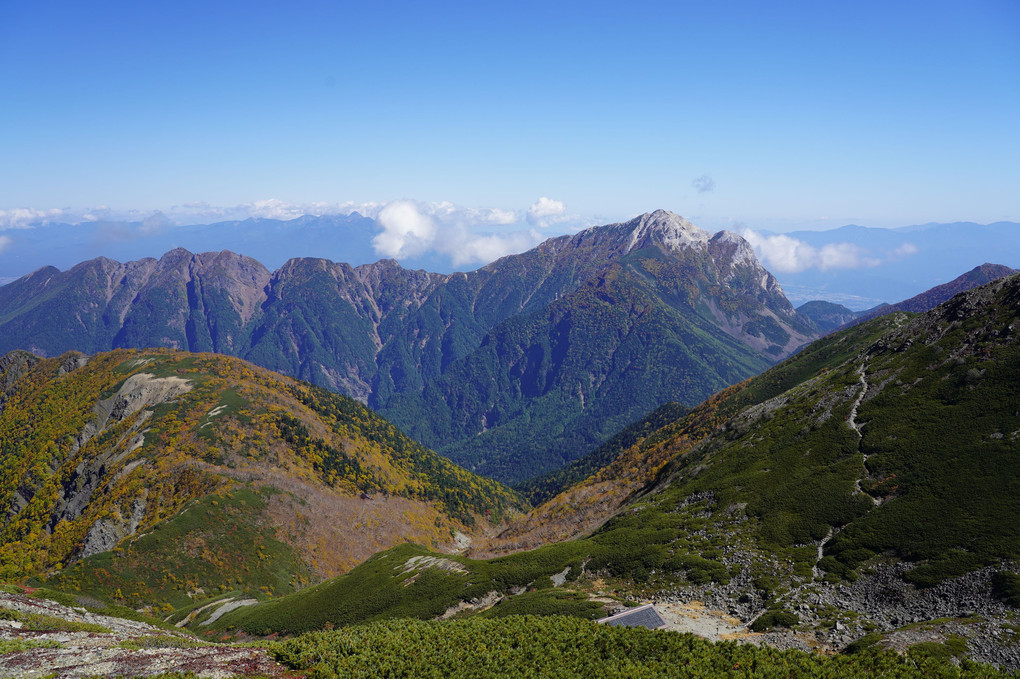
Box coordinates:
[0,211,818,482]
[482,271,1020,591]
[0,348,521,609]
[850,263,1016,327]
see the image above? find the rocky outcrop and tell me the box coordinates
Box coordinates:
[0,350,40,414]
[54,372,193,540]
[0,590,288,678]
[78,493,147,559]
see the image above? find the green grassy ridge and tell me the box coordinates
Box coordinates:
[635,308,1020,585]
[671,283,1012,586]
[822,290,1020,584]
[546,279,1020,590]
[270,616,1015,679]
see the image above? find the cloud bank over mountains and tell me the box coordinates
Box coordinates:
[0,198,591,271]
[741,229,919,274]
[2,200,1015,311]
[742,230,882,273]
[371,201,547,266]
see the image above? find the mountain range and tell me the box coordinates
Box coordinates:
[0,211,820,483]
[793,263,1018,335]
[3,214,1018,310]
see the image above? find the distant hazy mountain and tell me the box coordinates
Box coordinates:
[794,300,863,333]
[0,211,818,483]
[771,221,1020,308]
[852,263,1016,324]
[0,213,389,280]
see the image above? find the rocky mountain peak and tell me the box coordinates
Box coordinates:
[156,247,194,267]
[622,210,711,253]
[709,230,759,269]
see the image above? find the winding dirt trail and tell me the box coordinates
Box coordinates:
[812,527,835,580]
[846,363,867,437]
[815,362,875,580]
[847,363,878,506]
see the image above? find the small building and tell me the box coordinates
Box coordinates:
[596,603,668,630]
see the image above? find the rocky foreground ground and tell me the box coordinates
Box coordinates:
[0,591,288,678]
[4,564,1020,678]
[649,561,1020,670]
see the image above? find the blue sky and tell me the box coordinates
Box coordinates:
[1,0,1018,235]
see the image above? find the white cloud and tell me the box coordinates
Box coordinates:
[370,200,546,266]
[894,242,919,257]
[449,230,543,267]
[741,230,881,273]
[372,201,439,258]
[0,207,73,229]
[527,197,567,227]
[0,235,12,253]
[431,201,518,226]
[163,199,379,224]
[0,198,583,268]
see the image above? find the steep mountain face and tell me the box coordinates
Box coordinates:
[0,348,521,609]
[0,211,818,483]
[483,272,1020,590]
[0,251,273,357]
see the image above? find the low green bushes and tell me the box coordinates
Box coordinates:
[272,616,1011,679]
